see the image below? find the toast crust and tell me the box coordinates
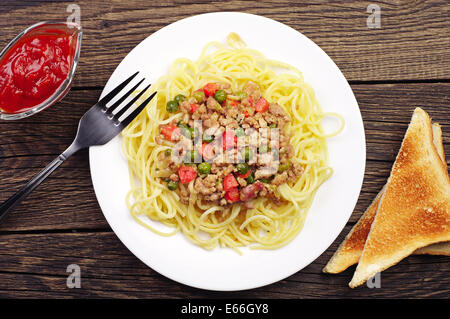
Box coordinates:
[349,108,450,288]
[323,122,449,274]
[414,241,450,256]
[322,187,384,273]
[418,123,449,255]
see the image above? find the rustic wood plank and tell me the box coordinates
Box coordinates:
[1,0,449,300]
[353,83,450,124]
[7,118,448,162]
[0,151,110,231]
[0,0,448,86]
[0,229,447,298]
[2,83,449,160]
[0,83,448,229]
[0,153,391,229]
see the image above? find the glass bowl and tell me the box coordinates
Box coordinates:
[0,21,82,120]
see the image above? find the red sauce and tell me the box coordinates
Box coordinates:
[0,28,77,113]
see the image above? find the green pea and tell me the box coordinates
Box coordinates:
[164,149,172,156]
[203,132,214,143]
[179,128,190,139]
[193,90,205,103]
[278,162,291,173]
[272,149,279,159]
[235,91,247,100]
[235,127,245,137]
[167,181,178,190]
[236,163,249,175]
[174,94,186,104]
[269,123,277,128]
[166,100,179,113]
[259,145,268,154]
[223,99,231,108]
[177,122,189,129]
[188,127,195,139]
[178,123,194,139]
[214,89,227,103]
[246,174,255,184]
[243,147,252,162]
[198,162,211,174]
[186,150,197,163]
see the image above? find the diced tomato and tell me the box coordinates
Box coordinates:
[178,165,197,184]
[222,98,239,107]
[274,141,280,149]
[254,97,269,112]
[269,139,280,150]
[201,142,215,160]
[224,188,240,202]
[243,110,250,117]
[237,170,251,179]
[223,174,239,191]
[254,181,264,191]
[222,130,237,151]
[161,124,180,141]
[190,103,200,113]
[203,83,218,97]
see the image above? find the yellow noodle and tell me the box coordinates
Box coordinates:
[122,33,344,252]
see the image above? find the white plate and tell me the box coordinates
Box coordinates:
[89,12,365,291]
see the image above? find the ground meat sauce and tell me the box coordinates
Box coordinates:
[157,81,304,206]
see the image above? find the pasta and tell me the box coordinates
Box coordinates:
[122,33,344,253]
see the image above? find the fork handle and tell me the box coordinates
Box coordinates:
[0,143,79,223]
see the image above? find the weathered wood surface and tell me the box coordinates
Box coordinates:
[0,83,448,298]
[0,227,448,298]
[0,0,449,86]
[0,0,449,298]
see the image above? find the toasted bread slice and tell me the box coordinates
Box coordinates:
[323,186,384,274]
[415,241,450,256]
[323,122,448,274]
[349,108,450,288]
[431,122,447,170]
[416,123,450,255]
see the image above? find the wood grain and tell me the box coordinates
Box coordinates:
[0,83,448,229]
[0,0,448,87]
[0,228,447,298]
[1,84,448,159]
[0,86,448,297]
[0,84,448,232]
[0,152,391,232]
[0,0,449,299]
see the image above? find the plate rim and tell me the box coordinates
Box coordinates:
[89,11,366,291]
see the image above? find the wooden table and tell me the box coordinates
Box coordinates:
[0,1,448,298]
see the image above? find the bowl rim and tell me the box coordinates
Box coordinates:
[0,21,83,120]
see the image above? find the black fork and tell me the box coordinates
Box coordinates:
[0,72,156,222]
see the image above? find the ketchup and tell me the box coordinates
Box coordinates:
[0,27,77,114]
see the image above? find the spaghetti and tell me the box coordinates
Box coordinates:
[122,33,344,252]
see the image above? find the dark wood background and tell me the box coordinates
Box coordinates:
[0,0,448,298]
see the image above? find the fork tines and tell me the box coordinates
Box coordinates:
[100,72,156,126]
[121,91,157,127]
